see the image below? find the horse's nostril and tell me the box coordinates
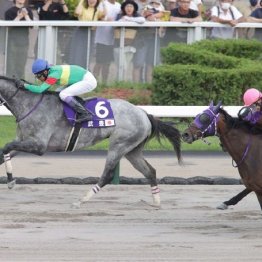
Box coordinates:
[182,132,188,137]
[182,132,189,140]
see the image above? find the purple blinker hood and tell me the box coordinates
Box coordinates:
[193,101,222,136]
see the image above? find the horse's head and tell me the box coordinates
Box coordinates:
[182,101,223,143]
[0,76,28,103]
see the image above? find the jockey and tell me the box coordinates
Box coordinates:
[24,59,97,123]
[238,88,262,125]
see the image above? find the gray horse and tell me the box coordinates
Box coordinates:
[0,76,181,207]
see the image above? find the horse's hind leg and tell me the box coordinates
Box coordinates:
[125,147,160,207]
[73,139,152,208]
[73,145,127,207]
[217,188,252,210]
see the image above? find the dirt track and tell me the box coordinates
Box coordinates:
[0,152,261,261]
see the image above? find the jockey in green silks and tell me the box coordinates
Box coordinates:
[24,59,97,123]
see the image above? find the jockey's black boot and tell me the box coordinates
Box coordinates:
[68,97,92,123]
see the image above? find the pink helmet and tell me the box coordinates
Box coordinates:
[243,88,262,106]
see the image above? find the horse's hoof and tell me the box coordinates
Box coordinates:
[216,203,228,210]
[71,201,81,209]
[81,196,90,203]
[7,179,16,189]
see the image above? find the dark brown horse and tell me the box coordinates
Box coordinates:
[182,101,262,210]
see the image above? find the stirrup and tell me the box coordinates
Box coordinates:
[75,113,92,123]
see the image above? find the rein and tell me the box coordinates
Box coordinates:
[0,87,20,106]
[231,135,251,168]
[16,94,44,123]
[0,80,45,123]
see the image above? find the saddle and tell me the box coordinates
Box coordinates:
[63,97,115,128]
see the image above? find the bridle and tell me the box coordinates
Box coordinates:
[0,81,22,116]
[188,106,251,168]
[0,84,21,107]
[187,108,220,143]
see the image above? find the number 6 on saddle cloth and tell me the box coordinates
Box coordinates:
[63,97,115,128]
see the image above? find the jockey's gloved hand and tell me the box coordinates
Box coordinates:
[238,106,252,121]
[15,79,25,89]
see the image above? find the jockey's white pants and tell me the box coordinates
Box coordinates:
[59,71,97,101]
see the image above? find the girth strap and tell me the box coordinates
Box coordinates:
[65,123,82,152]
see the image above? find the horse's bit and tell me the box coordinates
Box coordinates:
[189,107,251,168]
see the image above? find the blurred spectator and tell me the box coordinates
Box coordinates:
[234,0,251,18]
[248,0,262,20]
[116,0,146,23]
[5,0,33,78]
[210,0,244,39]
[135,0,150,14]
[115,0,145,81]
[93,0,121,84]
[74,0,103,20]
[249,0,260,11]
[190,0,202,16]
[159,0,176,47]
[37,0,69,20]
[170,0,202,22]
[233,0,251,38]
[247,0,262,40]
[142,0,165,20]
[69,0,104,67]
[132,0,164,83]
[168,0,201,43]
[166,0,177,11]
[0,0,13,74]
[0,0,13,19]
[37,0,69,63]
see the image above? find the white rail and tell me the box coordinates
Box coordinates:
[139,106,242,117]
[0,106,242,117]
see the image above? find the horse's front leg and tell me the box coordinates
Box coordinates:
[2,140,46,189]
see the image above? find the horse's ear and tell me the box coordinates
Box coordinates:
[209,101,214,107]
[214,101,222,113]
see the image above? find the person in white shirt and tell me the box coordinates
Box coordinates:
[190,0,202,15]
[210,0,244,39]
[93,0,121,83]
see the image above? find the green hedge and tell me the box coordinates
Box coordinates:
[153,39,262,106]
[161,43,243,69]
[192,39,262,60]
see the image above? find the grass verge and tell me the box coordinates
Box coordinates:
[0,116,221,151]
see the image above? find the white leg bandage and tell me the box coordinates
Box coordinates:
[151,186,161,207]
[81,184,101,203]
[4,154,12,174]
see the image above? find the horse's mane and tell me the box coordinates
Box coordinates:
[219,108,261,135]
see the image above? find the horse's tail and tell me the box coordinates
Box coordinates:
[147,114,182,164]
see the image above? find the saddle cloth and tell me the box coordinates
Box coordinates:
[63,97,115,128]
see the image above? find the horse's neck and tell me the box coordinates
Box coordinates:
[7,90,47,119]
[218,121,250,164]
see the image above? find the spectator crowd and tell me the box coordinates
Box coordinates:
[0,0,262,82]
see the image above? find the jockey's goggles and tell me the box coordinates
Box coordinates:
[35,71,46,78]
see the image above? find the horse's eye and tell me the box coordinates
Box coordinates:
[199,113,210,125]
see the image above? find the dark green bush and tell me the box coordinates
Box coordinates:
[153,39,262,106]
[161,43,241,69]
[192,39,262,60]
